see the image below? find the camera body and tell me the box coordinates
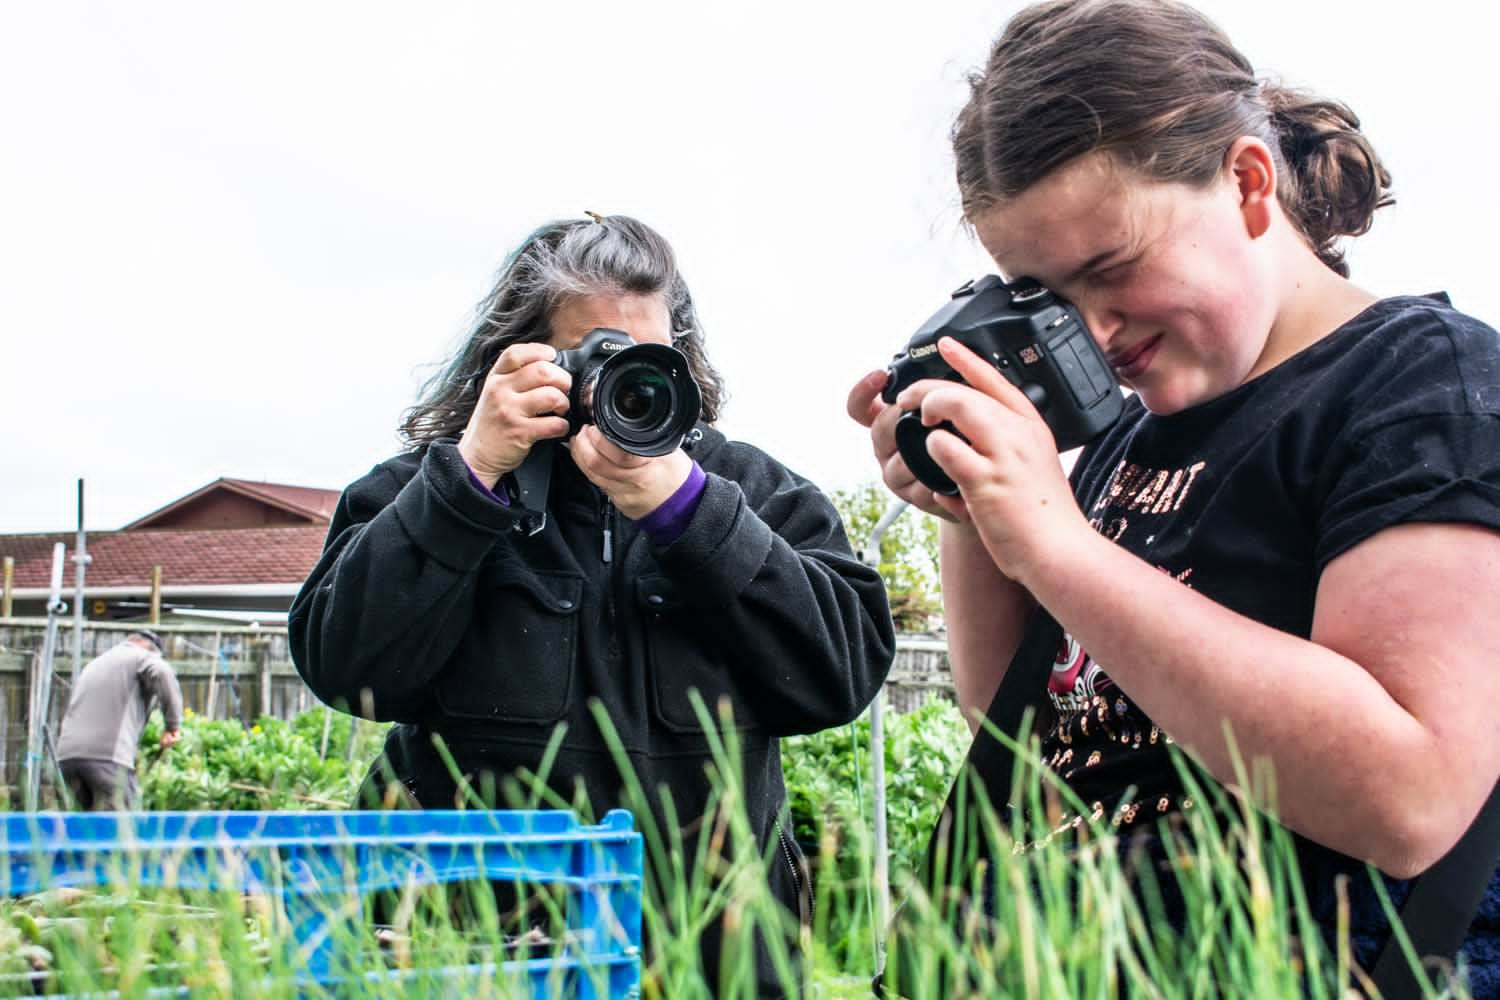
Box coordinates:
[882,275,1124,495]
[511,327,701,522]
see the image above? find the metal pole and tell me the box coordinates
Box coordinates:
[72,479,90,677]
[319,706,333,761]
[205,652,219,720]
[2,556,13,618]
[25,543,67,811]
[861,499,909,950]
[255,639,272,720]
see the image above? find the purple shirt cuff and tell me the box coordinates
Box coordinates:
[636,462,706,545]
[465,464,511,506]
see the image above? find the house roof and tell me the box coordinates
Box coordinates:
[122,478,341,530]
[0,525,329,590]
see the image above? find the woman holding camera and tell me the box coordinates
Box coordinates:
[848,0,1499,991]
[292,213,894,994]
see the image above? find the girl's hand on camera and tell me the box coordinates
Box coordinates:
[846,369,962,522]
[568,426,693,520]
[458,343,573,486]
[898,337,1089,584]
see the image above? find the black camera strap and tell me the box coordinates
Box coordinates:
[508,444,556,535]
[920,607,1060,886]
[1368,778,1500,999]
[874,608,1058,997]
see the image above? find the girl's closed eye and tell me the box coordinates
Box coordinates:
[1091,258,1137,287]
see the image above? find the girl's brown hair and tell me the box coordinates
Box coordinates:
[953,0,1393,276]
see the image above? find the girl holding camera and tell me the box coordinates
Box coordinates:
[848,0,1500,991]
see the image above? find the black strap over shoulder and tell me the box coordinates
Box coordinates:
[1369,778,1500,999]
[916,608,1060,892]
[875,609,1059,998]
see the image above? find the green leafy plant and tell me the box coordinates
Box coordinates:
[137,708,389,812]
[781,700,969,967]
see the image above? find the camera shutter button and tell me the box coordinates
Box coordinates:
[1009,284,1051,307]
[1023,383,1048,409]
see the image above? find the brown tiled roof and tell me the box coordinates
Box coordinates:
[0,526,329,589]
[123,478,341,530]
[226,480,341,520]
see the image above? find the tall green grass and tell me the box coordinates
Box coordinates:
[0,700,1472,998]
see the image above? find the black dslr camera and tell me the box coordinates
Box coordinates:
[882,275,1124,496]
[512,327,701,521]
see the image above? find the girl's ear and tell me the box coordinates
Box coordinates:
[1225,136,1277,240]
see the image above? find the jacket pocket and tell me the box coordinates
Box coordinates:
[636,574,755,735]
[435,568,584,725]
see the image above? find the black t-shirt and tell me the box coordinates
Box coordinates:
[1043,294,1500,984]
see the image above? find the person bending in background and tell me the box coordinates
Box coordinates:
[56,628,183,810]
[291,213,895,995]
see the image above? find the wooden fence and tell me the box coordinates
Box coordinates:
[0,621,316,799]
[0,619,954,801]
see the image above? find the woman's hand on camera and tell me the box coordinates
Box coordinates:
[846,369,962,522]
[458,343,573,486]
[568,426,694,520]
[898,337,1088,584]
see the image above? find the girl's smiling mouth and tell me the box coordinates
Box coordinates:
[1110,333,1163,379]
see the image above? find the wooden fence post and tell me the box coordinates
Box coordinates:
[149,566,162,625]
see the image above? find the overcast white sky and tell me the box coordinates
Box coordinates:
[3,2,1496,533]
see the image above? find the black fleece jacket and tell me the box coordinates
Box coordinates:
[289,427,895,983]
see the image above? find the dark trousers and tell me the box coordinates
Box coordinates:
[58,758,138,810]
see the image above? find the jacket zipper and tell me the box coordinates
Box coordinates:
[599,495,619,648]
[777,825,813,927]
[599,495,614,564]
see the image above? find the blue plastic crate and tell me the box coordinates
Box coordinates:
[1,808,643,998]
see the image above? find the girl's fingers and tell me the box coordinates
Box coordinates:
[923,424,994,488]
[917,376,1056,458]
[846,370,891,428]
[931,493,969,522]
[936,337,1034,411]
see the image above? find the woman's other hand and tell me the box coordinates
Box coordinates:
[568,426,694,520]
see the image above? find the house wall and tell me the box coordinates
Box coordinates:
[137,493,316,530]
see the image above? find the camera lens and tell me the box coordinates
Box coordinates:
[610,367,672,427]
[894,411,961,496]
[590,343,702,457]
